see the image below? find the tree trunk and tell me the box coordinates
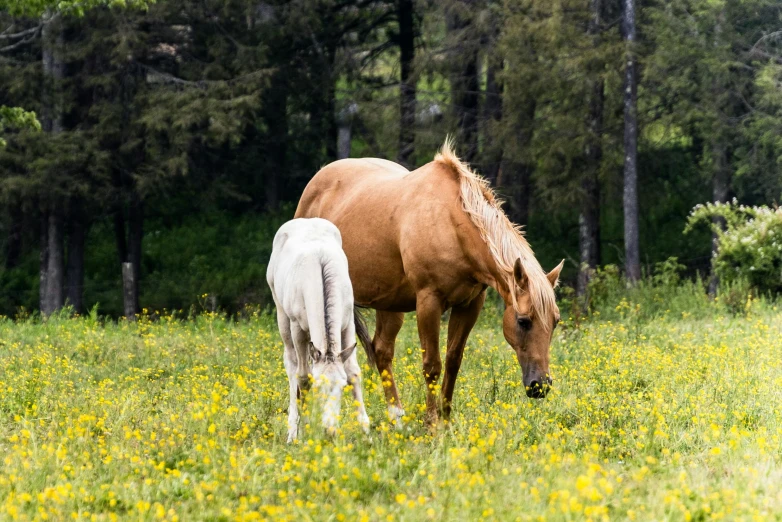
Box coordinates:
[577,0,604,298]
[337,123,351,160]
[39,213,49,311]
[708,141,730,296]
[113,193,143,314]
[622,0,640,283]
[482,50,503,185]
[65,214,87,314]
[40,12,65,316]
[397,0,416,168]
[707,9,729,297]
[497,160,532,227]
[265,72,288,211]
[497,98,535,227]
[447,6,479,162]
[336,102,357,161]
[6,203,23,270]
[308,45,337,164]
[114,204,128,266]
[128,194,143,314]
[42,212,64,316]
[122,262,136,320]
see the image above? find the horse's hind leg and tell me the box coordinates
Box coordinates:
[442,291,486,420]
[343,328,370,433]
[278,311,300,443]
[374,310,405,429]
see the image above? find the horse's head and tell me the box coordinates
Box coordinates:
[310,342,356,434]
[502,259,563,399]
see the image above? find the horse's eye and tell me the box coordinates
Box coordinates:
[517,316,532,331]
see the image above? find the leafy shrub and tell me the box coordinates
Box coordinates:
[584,258,712,322]
[686,200,782,295]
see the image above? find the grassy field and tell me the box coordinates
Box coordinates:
[1,302,781,521]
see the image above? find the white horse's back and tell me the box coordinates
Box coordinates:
[267,217,353,351]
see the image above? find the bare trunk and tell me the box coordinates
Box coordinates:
[447,7,479,162]
[708,142,730,296]
[114,193,143,314]
[128,194,143,314]
[397,0,416,168]
[324,46,338,162]
[482,51,503,185]
[497,160,532,227]
[707,9,729,297]
[515,164,532,227]
[497,97,535,227]
[122,262,136,320]
[42,212,64,316]
[622,0,640,283]
[40,12,65,316]
[337,124,351,159]
[6,203,23,270]
[41,12,64,135]
[578,159,601,296]
[307,45,337,164]
[39,213,49,310]
[336,101,356,160]
[65,214,87,313]
[265,72,288,210]
[578,0,604,298]
[114,205,128,266]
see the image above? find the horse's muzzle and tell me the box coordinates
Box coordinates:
[526,377,553,399]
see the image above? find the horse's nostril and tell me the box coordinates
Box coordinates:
[526,380,550,399]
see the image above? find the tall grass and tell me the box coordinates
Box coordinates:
[1,287,781,520]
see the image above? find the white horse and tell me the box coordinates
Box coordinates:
[266,218,370,442]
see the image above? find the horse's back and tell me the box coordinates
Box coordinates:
[295,158,467,311]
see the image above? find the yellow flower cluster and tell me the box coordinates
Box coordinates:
[0,307,780,520]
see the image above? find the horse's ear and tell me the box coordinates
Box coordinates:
[513,258,526,287]
[339,343,357,363]
[547,260,565,288]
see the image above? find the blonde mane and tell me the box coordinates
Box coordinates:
[434,138,557,327]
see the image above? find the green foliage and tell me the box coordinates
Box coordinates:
[584,259,713,322]
[83,211,292,317]
[0,106,40,147]
[687,200,782,295]
[0,0,153,17]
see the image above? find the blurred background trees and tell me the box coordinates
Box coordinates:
[0,0,780,316]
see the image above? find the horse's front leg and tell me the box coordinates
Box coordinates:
[416,289,444,427]
[442,291,486,420]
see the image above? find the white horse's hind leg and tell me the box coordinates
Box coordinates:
[343,330,370,433]
[278,312,300,443]
[290,323,312,394]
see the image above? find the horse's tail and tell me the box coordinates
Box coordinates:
[353,306,375,368]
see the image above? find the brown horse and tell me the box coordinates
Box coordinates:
[295,139,563,426]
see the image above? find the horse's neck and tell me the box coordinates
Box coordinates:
[471,243,513,304]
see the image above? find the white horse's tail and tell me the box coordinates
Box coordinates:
[303,256,342,355]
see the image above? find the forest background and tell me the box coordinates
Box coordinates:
[0,0,781,317]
